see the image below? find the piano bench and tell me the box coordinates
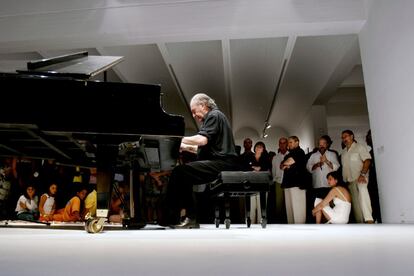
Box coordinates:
[208,171,271,229]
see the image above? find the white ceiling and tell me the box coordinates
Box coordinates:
[0,0,370,144]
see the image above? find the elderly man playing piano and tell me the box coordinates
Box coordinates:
[164,93,240,229]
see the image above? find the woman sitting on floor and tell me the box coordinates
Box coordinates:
[312,171,351,224]
[15,184,39,221]
[53,187,88,222]
[39,183,57,222]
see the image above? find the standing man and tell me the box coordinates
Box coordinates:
[306,136,340,222]
[165,93,240,229]
[341,129,374,223]
[281,136,306,224]
[271,137,288,223]
[239,138,254,171]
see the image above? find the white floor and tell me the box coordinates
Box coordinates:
[0,224,413,276]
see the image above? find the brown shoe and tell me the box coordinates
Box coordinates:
[365,220,375,224]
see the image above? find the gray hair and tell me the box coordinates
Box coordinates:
[190,93,217,109]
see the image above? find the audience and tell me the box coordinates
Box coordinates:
[281,136,307,224]
[271,137,289,223]
[313,171,351,224]
[39,183,57,222]
[341,129,374,224]
[0,129,381,226]
[53,187,88,222]
[15,184,38,221]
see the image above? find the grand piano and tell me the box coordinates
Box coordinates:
[0,52,185,232]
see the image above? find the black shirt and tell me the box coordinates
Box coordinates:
[240,151,255,170]
[243,152,271,171]
[281,147,306,189]
[197,108,237,160]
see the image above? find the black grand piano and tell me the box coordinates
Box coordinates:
[0,52,185,232]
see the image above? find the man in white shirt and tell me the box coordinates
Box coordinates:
[341,129,373,223]
[271,137,288,223]
[306,136,340,222]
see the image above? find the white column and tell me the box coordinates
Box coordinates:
[359,0,414,223]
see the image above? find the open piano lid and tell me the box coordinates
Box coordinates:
[0,52,184,168]
[12,51,124,79]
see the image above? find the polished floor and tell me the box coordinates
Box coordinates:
[0,224,413,276]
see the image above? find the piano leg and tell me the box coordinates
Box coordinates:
[84,145,116,233]
[85,170,111,233]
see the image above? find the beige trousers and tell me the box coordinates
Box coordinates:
[348,180,374,223]
[284,187,306,224]
[250,194,262,223]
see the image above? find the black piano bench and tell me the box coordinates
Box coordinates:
[209,171,271,229]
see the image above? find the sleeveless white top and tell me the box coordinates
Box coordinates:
[332,188,351,222]
[41,193,55,215]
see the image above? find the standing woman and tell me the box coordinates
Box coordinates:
[250,141,271,172]
[249,141,271,223]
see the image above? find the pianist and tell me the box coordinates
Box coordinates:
[164,93,240,229]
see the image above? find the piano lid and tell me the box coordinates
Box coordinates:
[0,74,185,166]
[0,51,124,80]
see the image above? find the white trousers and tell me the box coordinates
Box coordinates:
[284,187,306,224]
[348,180,373,223]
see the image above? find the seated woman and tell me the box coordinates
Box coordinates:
[15,184,39,221]
[39,183,57,222]
[312,171,351,224]
[53,187,88,222]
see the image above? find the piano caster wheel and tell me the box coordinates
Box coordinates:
[246,217,251,228]
[224,218,231,229]
[261,218,267,229]
[215,218,220,228]
[85,218,105,234]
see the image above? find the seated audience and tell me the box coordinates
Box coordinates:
[53,187,88,222]
[15,184,38,221]
[312,171,351,224]
[84,187,97,217]
[39,183,57,222]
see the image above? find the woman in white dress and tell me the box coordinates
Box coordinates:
[312,171,351,224]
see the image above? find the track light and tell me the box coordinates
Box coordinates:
[262,122,271,138]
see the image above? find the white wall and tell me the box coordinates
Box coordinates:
[234,126,288,154]
[326,87,370,152]
[359,1,414,223]
[296,109,315,154]
[311,105,328,149]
